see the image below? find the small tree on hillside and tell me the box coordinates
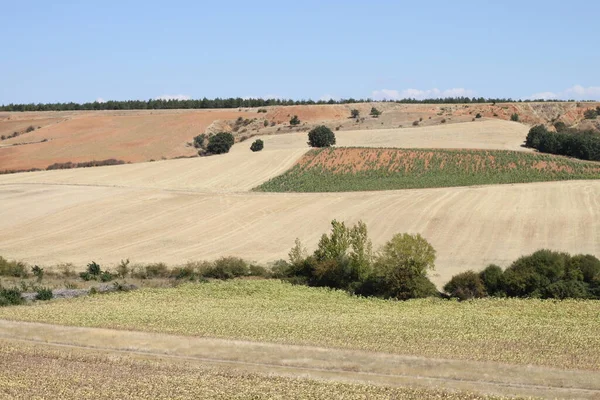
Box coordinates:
[206,132,235,154]
[370,107,381,117]
[510,113,519,122]
[290,115,301,126]
[350,109,360,118]
[250,139,264,152]
[307,125,336,147]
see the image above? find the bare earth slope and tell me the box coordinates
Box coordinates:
[3,102,589,171]
[0,120,529,192]
[0,109,254,171]
[0,181,598,286]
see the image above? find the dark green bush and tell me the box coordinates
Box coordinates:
[250,139,264,152]
[542,280,590,299]
[307,126,336,147]
[35,287,53,301]
[79,272,94,281]
[479,264,505,296]
[475,113,482,118]
[370,107,381,117]
[202,257,250,280]
[136,263,170,279]
[100,271,114,282]
[249,264,269,277]
[206,132,235,155]
[87,261,101,276]
[289,115,300,126]
[263,120,269,127]
[170,265,197,280]
[553,121,567,132]
[350,109,360,118]
[443,271,486,300]
[193,134,207,149]
[510,113,519,122]
[525,124,548,148]
[0,287,24,307]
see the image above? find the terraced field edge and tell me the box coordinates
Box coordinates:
[254,147,600,192]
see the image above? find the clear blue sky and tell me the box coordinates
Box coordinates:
[1,0,599,104]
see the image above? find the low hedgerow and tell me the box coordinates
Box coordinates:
[444,250,600,300]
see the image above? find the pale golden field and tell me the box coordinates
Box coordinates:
[0,339,527,400]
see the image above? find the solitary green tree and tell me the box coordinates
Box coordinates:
[250,139,264,152]
[370,107,382,117]
[307,126,336,147]
[290,115,301,126]
[350,109,360,118]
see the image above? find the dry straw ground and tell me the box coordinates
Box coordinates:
[0,339,527,400]
[0,120,599,286]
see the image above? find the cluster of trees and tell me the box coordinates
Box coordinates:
[3,97,594,112]
[525,125,600,161]
[445,250,600,300]
[194,132,235,155]
[273,221,438,300]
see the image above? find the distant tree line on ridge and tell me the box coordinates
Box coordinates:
[1,97,595,112]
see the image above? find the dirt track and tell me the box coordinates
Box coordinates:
[0,320,597,399]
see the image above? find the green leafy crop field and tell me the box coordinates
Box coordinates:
[1,280,598,370]
[255,147,600,192]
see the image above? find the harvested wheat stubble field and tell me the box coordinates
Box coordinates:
[0,339,528,400]
[0,180,599,286]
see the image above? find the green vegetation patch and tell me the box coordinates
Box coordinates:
[255,147,600,192]
[0,280,598,370]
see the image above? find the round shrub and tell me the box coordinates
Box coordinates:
[443,271,486,300]
[250,139,264,152]
[525,125,548,148]
[35,287,53,301]
[207,132,235,154]
[479,264,505,296]
[308,126,336,147]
